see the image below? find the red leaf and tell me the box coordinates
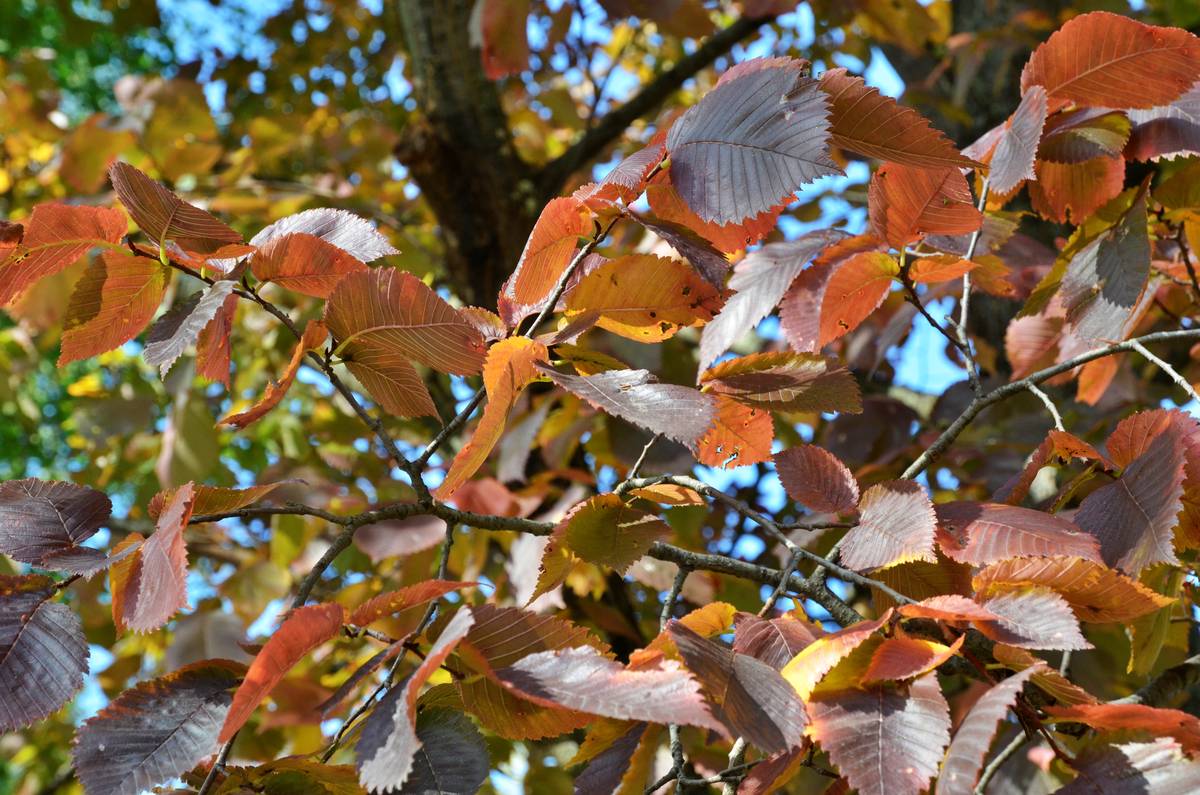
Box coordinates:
[645,171,785,253]
[669,622,806,753]
[666,57,837,224]
[820,67,978,169]
[109,161,242,254]
[868,164,982,249]
[435,337,548,499]
[697,230,847,371]
[73,660,245,795]
[1126,81,1200,161]
[862,633,962,683]
[195,291,237,386]
[1020,11,1200,109]
[538,365,717,448]
[694,395,774,469]
[781,611,892,700]
[774,444,859,514]
[1073,421,1188,575]
[1044,703,1200,756]
[0,574,89,730]
[1029,155,1125,225]
[972,556,1175,623]
[573,142,665,208]
[817,251,898,346]
[974,587,1091,651]
[808,673,950,795]
[111,483,195,633]
[0,478,111,569]
[0,203,127,306]
[358,607,475,791]
[477,0,530,79]
[934,501,1102,566]
[732,612,824,671]
[935,665,1043,795]
[459,604,608,677]
[988,85,1048,195]
[220,602,346,742]
[506,196,591,307]
[701,352,861,417]
[219,320,329,429]
[250,232,367,298]
[839,480,937,572]
[350,581,474,627]
[492,646,727,735]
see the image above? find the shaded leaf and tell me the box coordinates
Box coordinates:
[564,254,722,342]
[455,675,591,741]
[435,337,548,499]
[537,365,716,447]
[574,722,659,795]
[868,164,982,249]
[934,665,1042,795]
[934,502,1102,566]
[820,67,977,168]
[1127,81,1200,161]
[59,251,170,364]
[353,515,449,564]
[697,230,846,370]
[220,602,346,742]
[994,430,1105,505]
[807,673,950,795]
[459,604,607,677]
[219,320,328,429]
[0,203,127,306]
[1020,11,1200,109]
[988,85,1048,195]
[0,574,88,731]
[73,660,245,795]
[250,232,367,298]
[109,161,242,254]
[400,708,490,795]
[143,280,238,377]
[645,171,785,253]
[492,646,727,735]
[669,622,806,753]
[626,211,730,286]
[0,478,111,568]
[666,58,837,224]
[774,444,859,513]
[732,612,823,671]
[1058,738,1200,794]
[250,208,398,262]
[973,556,1174,623]
[358,608,475,792]
[700,351,862,413]
[152,482,289,520]
[111,483,195,633]
[839,480,936,571]
[1044,703,1200,756]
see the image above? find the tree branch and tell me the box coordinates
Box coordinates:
[539,13,776,196]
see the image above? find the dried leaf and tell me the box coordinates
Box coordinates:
[219,320,328,429]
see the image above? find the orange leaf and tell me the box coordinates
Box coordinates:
[1020,11,1200,109]
[645,172,784,254]
[435,337,548,499]
[781,611,892,701]
[564,254,723,342]
[507,197,591,306]
[0,203,127,306]
[1044,703,1200,755]
[818,251,898,345]
[908,254,977,284]
[694,396,773,469]
[219,320,329,429]
[868,164,983,249]
[59,251,170,364]
[219,602,346,742]
[109,161,242,255]
[1029,156,1125,224]
[150,482,291,520]
[250,232,367,298]
[349,580,474,627]
[862,633,963,683]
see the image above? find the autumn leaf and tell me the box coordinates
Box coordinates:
[506,196,591,307]
[774,444,859,514]
[220,601,346,742]
[110,483,195,633]
[666,57,838,224]
[219,320,329,429]
[700,351,862,414]
[820,67,978,169]
[1044,703,1200,756]
[817,250,898,346]
[0,478,112,570]
[934,502,1102,565]
[109,161,242,254]
[0,574,89,731]
[73,660,245,795]
[645,171,785,253]
[1126,81,1200,161]
[250,232,367,298]
[349,580,474,627]
[838,480,936,571]
[1020,11,1200,109]
[564,254,722,342]
[1029,155,1126,225]
[1040,108,1132,163]
[986,85,1048,195]
[868,164,983,249]
[781,611,891,701]
[573,142,665,209]
[142,280,238,377]
[694,395,773,469]
[59,251,169,364]
[249,208,398,262]
[862,633,962,683]
[0,203,127,306]
[974,586,1092,651]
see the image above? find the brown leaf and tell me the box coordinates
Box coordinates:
[250,232,367,298]
[694,395,773,469]
[109,161,242,254]
[774,444,859,514]
[700,351,862,414]
[868,164,982,249]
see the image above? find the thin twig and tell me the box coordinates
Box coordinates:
[1130,340,1200,405]
[956,178,990,394]
[1025,383,1064,431]
[197,736,236,795]
[974,731,1026,795]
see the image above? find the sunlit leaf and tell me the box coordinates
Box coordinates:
[250,232,367,298]
[0,203,127,306]
[111,483,195,633]
[700,351,862,414]
[934,502,1102,565]
[839,480,936,571]
[109,161,242,254]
